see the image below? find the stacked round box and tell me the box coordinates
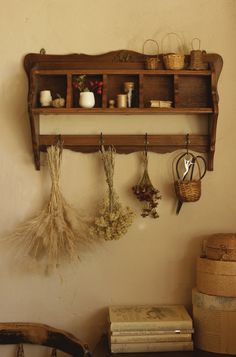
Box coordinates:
[193,233,236,354]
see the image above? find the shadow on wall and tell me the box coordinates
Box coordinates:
[4,61,32,155]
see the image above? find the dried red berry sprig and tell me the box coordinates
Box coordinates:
[73,75,103,95]
[89,80,103,95]
[132,154,161,218]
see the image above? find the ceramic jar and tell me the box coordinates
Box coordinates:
[40,90,52,107]
[79,92,95,108]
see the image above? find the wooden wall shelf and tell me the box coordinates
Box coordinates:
[24,50,223,170]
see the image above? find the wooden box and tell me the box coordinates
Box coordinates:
[192,288,236,354]
[205,233,236,261]
[196,257,236,297]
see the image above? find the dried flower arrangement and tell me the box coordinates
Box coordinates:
[133,152,162,218]
[90,146,135,240]
[5,144,90,271]
[73,74,103,94]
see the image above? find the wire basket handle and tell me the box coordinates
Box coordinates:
[191,38,201,50]
[142,39,159,56]
[161,32,184,54]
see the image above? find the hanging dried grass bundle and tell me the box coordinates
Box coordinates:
[5,144,90,270]
[90,146,134,240]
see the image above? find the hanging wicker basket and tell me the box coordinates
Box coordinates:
[173,153,204,203]
[142,39,160,70]
[174,179,201,202]
[162,32,185,70]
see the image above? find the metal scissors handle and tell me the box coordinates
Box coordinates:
[175,153,207,214]
[176,153,206,181]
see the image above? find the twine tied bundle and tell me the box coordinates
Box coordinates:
[133,152,161,218]
[90,146,134,240]
[5,144,90,271]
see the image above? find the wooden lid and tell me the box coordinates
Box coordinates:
[206,233,236,249]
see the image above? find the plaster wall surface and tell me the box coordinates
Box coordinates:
[0,0,235,356]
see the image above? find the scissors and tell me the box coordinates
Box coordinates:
[175,152,207,214]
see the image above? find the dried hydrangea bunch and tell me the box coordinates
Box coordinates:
[133,152,162,218]
[90,146,134,240]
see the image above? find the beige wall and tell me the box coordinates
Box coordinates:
[0,0,236,355]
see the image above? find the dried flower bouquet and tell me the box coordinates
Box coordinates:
[133,152,161,218]
[90,146,134,240]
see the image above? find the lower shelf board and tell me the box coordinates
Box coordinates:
[32,107,214,115]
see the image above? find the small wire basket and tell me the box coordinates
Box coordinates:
[162,32,185,70]
[142,39,160,70]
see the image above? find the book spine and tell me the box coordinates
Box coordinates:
[110,320,192,332]
[110,341,194,353]
[110,333,192,344]
[111,329,194,336]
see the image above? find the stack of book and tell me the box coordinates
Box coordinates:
[108,305,194,353]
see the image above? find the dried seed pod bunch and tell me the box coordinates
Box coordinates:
[90,146,134,240]
[133,152,161,218]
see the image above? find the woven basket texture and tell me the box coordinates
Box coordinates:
[163,53,185,70]
[174,179,201,202]
[206,233,236,261]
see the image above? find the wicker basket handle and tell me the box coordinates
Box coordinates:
[142,39,159,56]
[161,32,184,54]
[191,38,201,50]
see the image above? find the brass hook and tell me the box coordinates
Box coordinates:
[144,133,149,155]
[55,135,64,157]
[185,133,190,154]
[40,48,46,55]
[99,132,104,149]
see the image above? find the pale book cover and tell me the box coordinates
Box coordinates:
[111,329,194,336]
[110,333,192,344]
[110,341,194,353]
[109,305,193,332]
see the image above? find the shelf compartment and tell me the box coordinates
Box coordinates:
[106,75,139,108]
[72,74,103,108]
[143,75,174,108]
[32,74,67,108]
[177,75,212,108]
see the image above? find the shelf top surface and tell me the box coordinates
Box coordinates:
[32,68,212,76]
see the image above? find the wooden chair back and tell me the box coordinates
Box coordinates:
[0,322,91,357]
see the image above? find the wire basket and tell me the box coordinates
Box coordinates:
[162,33,185,70]
[142,39,160,70]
